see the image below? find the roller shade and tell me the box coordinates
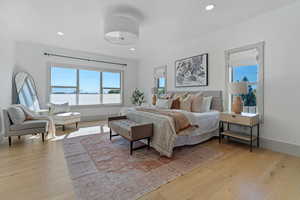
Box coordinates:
[229,49,258,67]
[154,68,166,78]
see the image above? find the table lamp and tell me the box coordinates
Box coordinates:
[228,82,248,114]
[151,87,158,105]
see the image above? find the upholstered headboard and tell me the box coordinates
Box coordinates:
[166,90,223,112]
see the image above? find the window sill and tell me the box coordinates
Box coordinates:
[70,103,124,109]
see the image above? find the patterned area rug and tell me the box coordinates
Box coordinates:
[63,132,223,200]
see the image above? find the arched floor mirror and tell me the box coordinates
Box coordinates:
[14,72,41,111]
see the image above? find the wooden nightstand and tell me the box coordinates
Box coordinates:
[219,112,260,152]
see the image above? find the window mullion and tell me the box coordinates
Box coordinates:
[100,72,103,104]
[76,69,80,105]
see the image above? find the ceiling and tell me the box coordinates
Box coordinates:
[0,0,297,59]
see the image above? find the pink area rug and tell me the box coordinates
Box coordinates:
[63,132,223,200]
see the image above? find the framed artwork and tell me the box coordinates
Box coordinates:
[175,53,208,87]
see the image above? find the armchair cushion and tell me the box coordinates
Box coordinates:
[53,112,81,125]
[49,103,70,114]
[7,106,26,125]
[10,120,48,131]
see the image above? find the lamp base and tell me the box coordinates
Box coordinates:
[232,96,243,114]
[152,95,157,106]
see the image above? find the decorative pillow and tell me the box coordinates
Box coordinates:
[180,95,192,112]
[159,93,171,99]
[173,92,188,100]
[156,99,171,109]
[199,96,213,113]
[49,103,70,114]
[171,97,180,109]
[191,92,204,112]
[7,106,26,124]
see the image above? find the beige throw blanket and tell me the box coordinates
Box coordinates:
[136,108,191,134]
[17,105,56,137]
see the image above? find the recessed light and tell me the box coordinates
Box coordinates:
[57,31,64,36]
[129,47,136,51]
[205,4,215,11]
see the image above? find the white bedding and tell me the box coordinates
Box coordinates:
[121,106,220,136]
[178,110,220,135]
[173,110,220,147]
[122,107,220,156]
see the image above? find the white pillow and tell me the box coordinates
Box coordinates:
[180,95,192,112]
[7,106,26,124]
[156,99,171,109]
[191,92,204,112]
[199,96,213,113]
[50,103,70,114]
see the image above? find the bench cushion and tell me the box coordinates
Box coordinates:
[109,119,137,140]
[108,119,153,141]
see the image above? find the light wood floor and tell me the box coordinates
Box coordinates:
[0,122,300,200]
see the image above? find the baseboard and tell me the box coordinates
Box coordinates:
[260,137,300,157]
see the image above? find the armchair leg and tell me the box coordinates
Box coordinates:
[76,122,78,128]
[18,136,21,140]
[8,137,12,146]
[62,125,65,132]
[42,133,45,143]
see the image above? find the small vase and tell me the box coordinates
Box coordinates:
[152,95,157,105]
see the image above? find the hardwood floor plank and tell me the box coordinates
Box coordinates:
[0,122,299,200]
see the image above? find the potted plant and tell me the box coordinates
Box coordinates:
[131,88,145,106]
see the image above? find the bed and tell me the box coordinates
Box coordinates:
[123,90,223,157]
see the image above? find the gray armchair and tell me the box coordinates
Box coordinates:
[3,109,48,146]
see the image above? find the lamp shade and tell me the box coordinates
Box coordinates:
[228,82,248,95]
[104,15,139,45]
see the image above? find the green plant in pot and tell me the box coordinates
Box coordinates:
[131,88,145,106]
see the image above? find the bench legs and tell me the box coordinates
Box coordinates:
[130,141,133,155]
[129,137,152,155]
[109,128,152,155]
[109,128,119,141]
[147,137,151,149]
[110,128,112,140]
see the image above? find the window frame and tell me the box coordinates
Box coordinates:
[47,63,124,107]
[225,42,264,121]
[153,65,167,97]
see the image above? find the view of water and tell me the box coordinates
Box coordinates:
[51,94,121,105]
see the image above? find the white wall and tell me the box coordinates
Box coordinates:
[0,32,15,141]
[14,42,138,119]
[138,2,300,147]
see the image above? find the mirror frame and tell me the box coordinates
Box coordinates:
[153,65,168,97]
[14,72,41,111]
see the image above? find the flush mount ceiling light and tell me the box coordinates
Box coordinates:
[205,4,215,11]
[57,31,64,36]
[104,15,139,45]
[129,47,136,51]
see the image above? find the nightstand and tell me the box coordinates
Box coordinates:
[219,112,260,152]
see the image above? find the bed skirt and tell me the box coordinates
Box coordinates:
[174,129,218,147]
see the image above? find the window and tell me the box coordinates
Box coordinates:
[157,77,166,96]
[225,42,264,117]
[153,66,167,97]
[79,70,101,105]
[232,65,258,113]
[102,72,121,104]
[50,66,122,105]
